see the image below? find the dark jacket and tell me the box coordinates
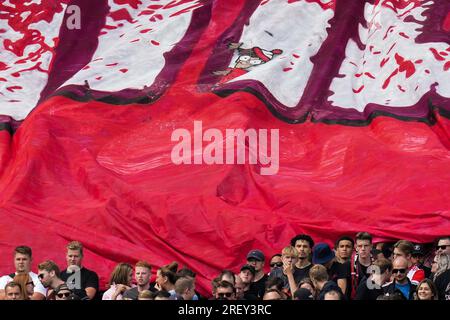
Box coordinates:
[382,278,417,300]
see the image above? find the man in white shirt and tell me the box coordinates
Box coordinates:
[0,246,46,300]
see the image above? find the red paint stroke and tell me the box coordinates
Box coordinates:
[164,0,196,10]
[119,68,128,73]
[383,26,395,40]
[82,65,90,70]
[6,86,22,92]
[425,69,430,74]
[352,85,364,93]
[151,40,160,46]
[443,12,450,32]
[148,5,163,9]
[364,72,375,79]
[444,61,450,71]
[93,58,104,62]
[169,3,203,17]
[0,62,9,71]
[140,28,152,33]
[382,69,398,89]
[397,85,405,92]
[0,78,7,82]
[349,62,358,67]
[440,51,448,56]
[415,59,423,64]
[429,48,445,61]
[290,62,294,66]
[355,73,362,77]
[387,43,396,55]
[150,14,163,22]
[138,10,155,16]
[260,0,270,5]
[106,63,119,67]
[292,54,300,59]
[96,76,102,80]
[8,100,21,103]
[415,85,419,91]
[373,51,381,55]
[381,57,390,68]
[130,39,140,43]
[114,0,142,10]
[110,8,134,23]
[399,32,409,39]
[283,68,293,72]
[103,25,118,30]
[10,62,47,77]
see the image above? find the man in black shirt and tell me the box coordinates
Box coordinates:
[312,242,350,298]
[60,241,99,300]
[355,258,392,300]
[290,234,314,284]
[246,249,268,299]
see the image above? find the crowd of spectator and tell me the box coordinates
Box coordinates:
[0,234,449,301]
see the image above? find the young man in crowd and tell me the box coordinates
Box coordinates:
[393,240,425,285]
[312,242,350,299]
[245,249,268,298]
[215,280,236,300]
[238,264,257,300]
[60,241,99,300]
[38,260,66,300]
[335,236,354,263]
[124,261,153,300]
[309,264,344,300]
[290,234,314,284]
[383,256,417,300]
[174,276,196,300]
[355,258,392,300]
[0,246,46,300]
[411,244,431,279]
[4,282,24,300]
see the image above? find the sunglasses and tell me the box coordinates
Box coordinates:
[38,274,45,279]
[436,245,449,250]
[270,262,283,268]
[56,292,71,299]
[392,268,407,274]
[217,292,233,298]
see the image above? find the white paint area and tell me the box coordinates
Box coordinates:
[60,0,201,92]
[329,1,450,111]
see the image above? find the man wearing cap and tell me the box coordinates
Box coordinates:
[238,264,258,300]
[393,240,425,285]
[312,243,350,299]
[54,283,76,301]
[246,249,268,299]
[411,244,431,279]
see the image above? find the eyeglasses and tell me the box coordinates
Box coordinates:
[38,274,45,279]
[217,292,233,298]
[56,292,71,299]
[392,268,407,274]
[436,245,449,251]
[270,262,283,268]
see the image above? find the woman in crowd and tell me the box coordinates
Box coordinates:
[13,273,33,300]
[415,279,438,300]
[102,263,133,300]
[156,261,178,297]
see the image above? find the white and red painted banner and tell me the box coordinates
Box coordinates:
[0,0,449,295]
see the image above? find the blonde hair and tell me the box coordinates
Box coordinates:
[309,264,328,282]
[281,246,298,258]
[66,241,83,256]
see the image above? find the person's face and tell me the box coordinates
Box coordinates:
[14,253,31,274]
[247,258,264,272]
[392,260,408,282]
[216,287,235,300]
[356,240,372,259]
[185,284,196,300]
[436,239,450,255]
[431,255,439,273]
[294,240,311,260]
[135,267,151,286]
[417,283,433,300]
[38,269,54,288]
[66,249,82,267]
[337,240,353,260]
[156,270,165,287]
[411,255,424,265]
[26,279,35,296]
[127,269,133,286]
[263,291,282,300]
[234,277,245,299]
[55,289,72,300]
[5,286,22,300]
[239,270,254,284]
[269,256,283,270]
[282,254,297,267]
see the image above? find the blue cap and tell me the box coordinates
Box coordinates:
[312,243,335,265]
